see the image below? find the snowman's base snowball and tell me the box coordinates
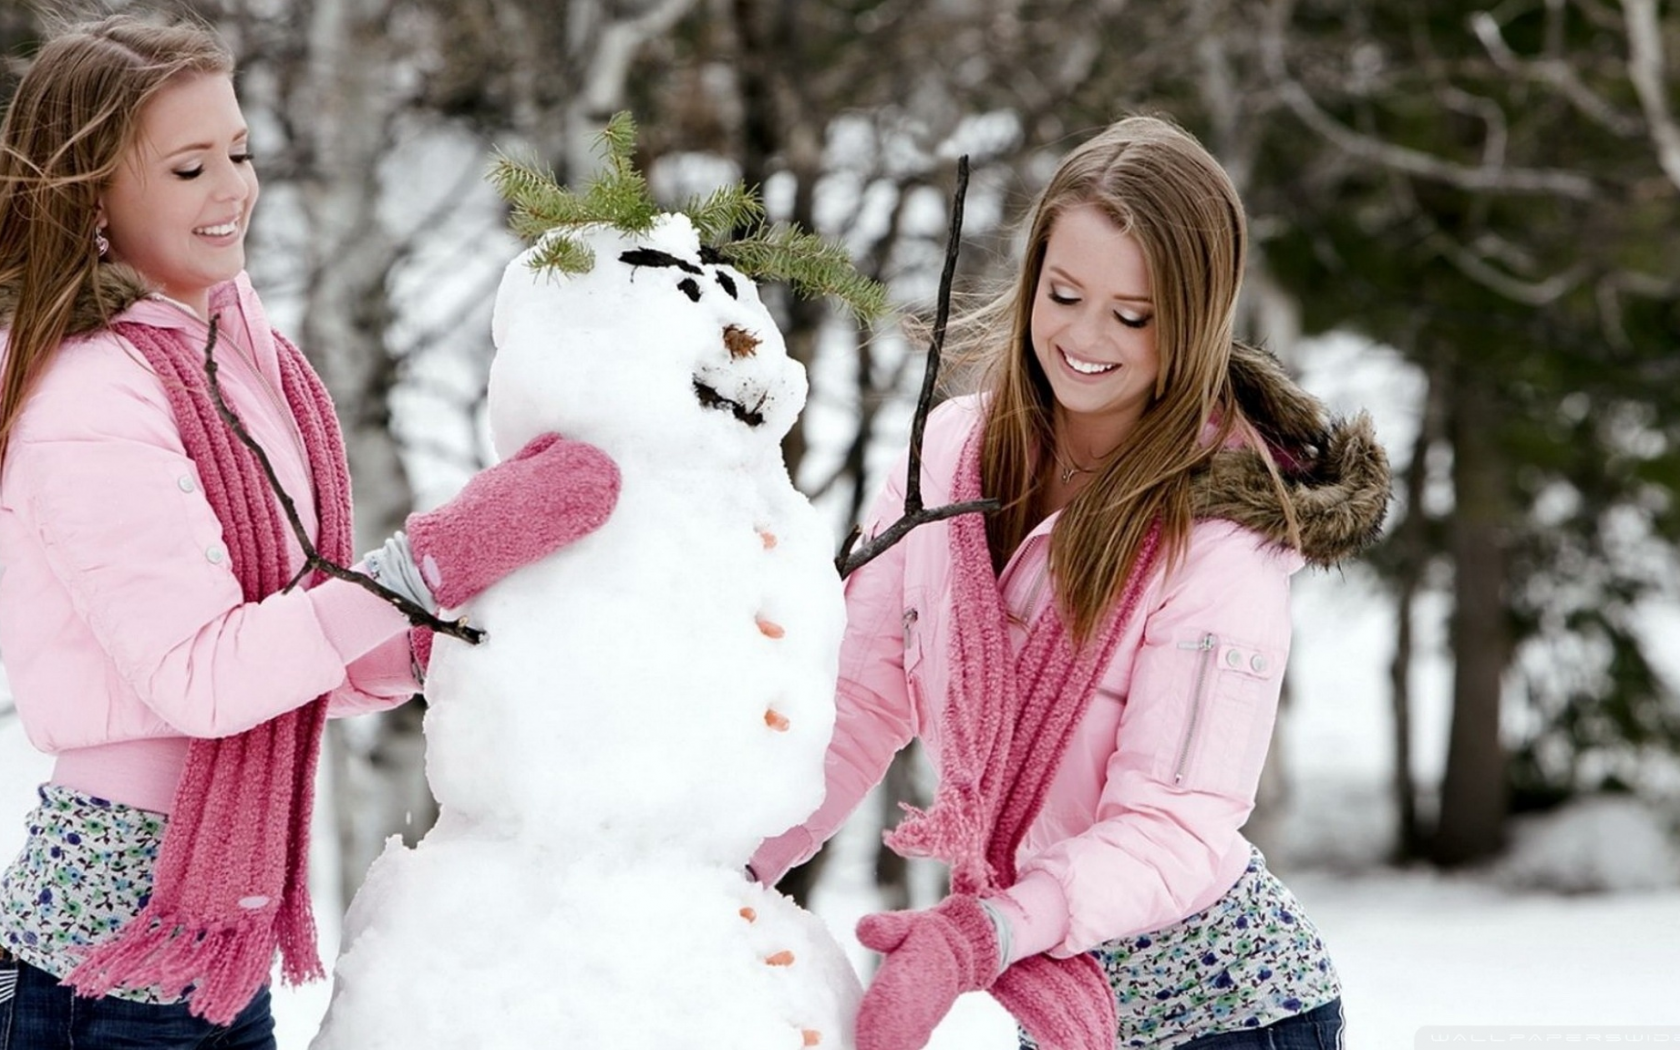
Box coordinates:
[312,836,861,1050]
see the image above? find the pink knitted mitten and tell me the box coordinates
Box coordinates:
[991,953,1118,1050]
[855,894,1001,1050]
[406,433,619,609]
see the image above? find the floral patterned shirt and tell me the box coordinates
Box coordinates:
[1023,846,1340,1049]
[0,784,176,1004]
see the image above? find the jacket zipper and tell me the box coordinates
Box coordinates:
[1172,633,1218,785]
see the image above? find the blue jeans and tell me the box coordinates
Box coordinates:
[1176,998,1344,1049]
[0,952,275,1050]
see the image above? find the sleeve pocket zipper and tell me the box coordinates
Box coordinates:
[1172,633,1218,785]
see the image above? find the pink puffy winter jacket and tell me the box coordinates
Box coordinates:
[0,272,416,814]
[756,380,1389,961]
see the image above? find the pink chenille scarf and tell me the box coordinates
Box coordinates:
[885,424,1160,1048]
[64,318,350,1024]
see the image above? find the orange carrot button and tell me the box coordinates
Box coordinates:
[765,950,795,967]
[756,616,785,639]
[764,709,791,732]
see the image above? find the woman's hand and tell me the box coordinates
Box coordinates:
[854,894,1001,1050]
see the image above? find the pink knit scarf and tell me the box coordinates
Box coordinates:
[64,318,351,1024]
[886,424,1160,1046]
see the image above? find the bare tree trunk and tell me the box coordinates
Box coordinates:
[291,0,419,908]
[562,0,697,179]
[1433,361,1510,866]
[1387,360,1441,862]
[1388,571,1421,860]
[296,0,408,548]
[727,0,825,483]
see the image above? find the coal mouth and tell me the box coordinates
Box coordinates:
[693,378,765,428]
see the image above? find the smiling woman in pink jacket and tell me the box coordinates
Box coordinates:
[752,118,1390,1050]
[0,14,619,1048]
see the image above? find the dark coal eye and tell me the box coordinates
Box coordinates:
[713,270,737,299]
[678,277,701,302]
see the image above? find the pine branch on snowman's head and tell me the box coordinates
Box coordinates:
[488,113,889,322]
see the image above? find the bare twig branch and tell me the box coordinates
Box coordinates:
[200,318,486,645]
[905,158,965,512]
[1597,268,1680,350]
[1260,0,1596,199]
[1623,0,1680,193]
[1425,230,1593,305]
[836,155,999,578]
[1469,11,1643,137]
[1438,86,1509,172]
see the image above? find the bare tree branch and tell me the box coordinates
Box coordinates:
[1260,0,1597,199]
[1597,268,1680,350]
[200,318,486,645]
[1623,0,1680,193]
[836,156,998,578]
[1469,11,1643,137]
[1425,230,1593,306]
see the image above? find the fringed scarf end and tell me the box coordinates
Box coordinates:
[883,777,995,894]
[63,910,285,1026]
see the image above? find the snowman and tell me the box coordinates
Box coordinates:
[310,206,864,1049]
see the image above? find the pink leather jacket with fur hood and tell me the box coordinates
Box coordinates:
[754,347,1388,960]
[0,269,416,814]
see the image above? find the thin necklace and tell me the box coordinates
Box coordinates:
[1051,443,1097,485]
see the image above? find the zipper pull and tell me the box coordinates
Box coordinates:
[1171,633,1220,785]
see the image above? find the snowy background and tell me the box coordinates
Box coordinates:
[2,330,1677,1047]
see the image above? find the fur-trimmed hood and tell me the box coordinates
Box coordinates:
[0,263,156,336]
[1194,341,1390,567]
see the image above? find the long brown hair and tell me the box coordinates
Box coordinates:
[969,116,1262,641]
[0,13,232,465]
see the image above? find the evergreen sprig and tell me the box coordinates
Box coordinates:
[682,184,765,244]
[488,116,660,274]
[720,223,890,322]
[528,235,596,275]
[489,112,888,321]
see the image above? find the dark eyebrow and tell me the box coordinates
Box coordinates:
[1044,265,1152,305]
[619,248,702,274]
[161,129,250,161]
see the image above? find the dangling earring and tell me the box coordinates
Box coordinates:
[95,226,110,259]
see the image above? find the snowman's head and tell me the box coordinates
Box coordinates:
[486,213,806,464]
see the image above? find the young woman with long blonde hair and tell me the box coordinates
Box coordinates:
[753,116,1389,1049]
[0,14,618,1046]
